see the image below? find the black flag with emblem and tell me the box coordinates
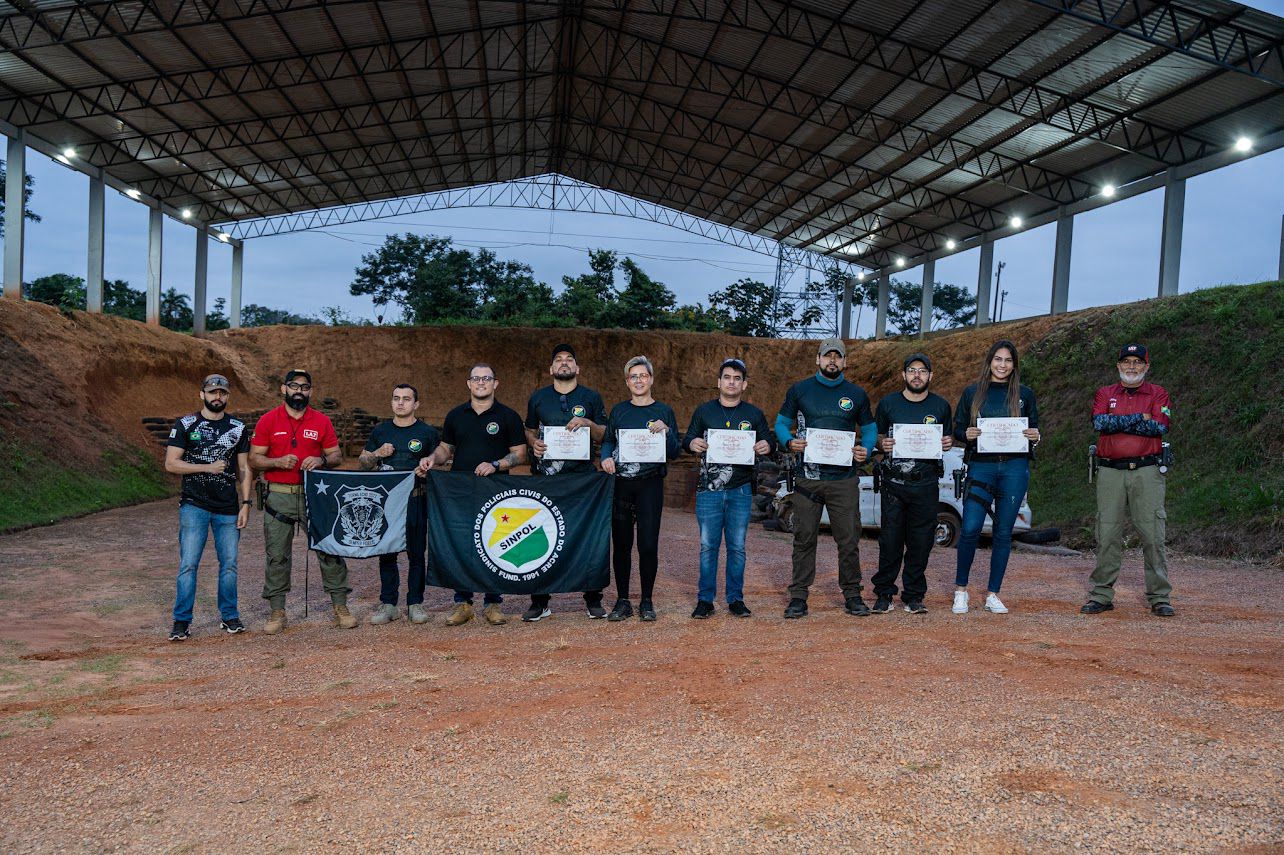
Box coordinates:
[305,470,416,558]
[425,471,612,594]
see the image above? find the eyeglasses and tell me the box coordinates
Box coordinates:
[468,376,496,383]
[904,368,930,376]
[285,382,312,392]
[627,373,650,381]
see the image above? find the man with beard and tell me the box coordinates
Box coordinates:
[521,344,609,621]
[248,369,354,634]
[683,358,775,619]
[359,384,439,626]
[417,363,526,626]
[1082,344,1175,617]
[164,374,252,641]
[775,338,876,619]
[871,354,952,615]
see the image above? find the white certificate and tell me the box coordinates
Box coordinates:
[976,417,1029,453]
[706,429,755,466]
[542,426,590,461]
[618,428,666,463]
[802,428,855,467]
[891,423,944,460]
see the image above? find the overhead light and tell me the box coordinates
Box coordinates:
[1101,184,1117,198]
[945,239,957,251]
[62,147,76,159]
[181,208,192,219]
[1234,136,1253,152]
[124,188,141,200]
[857,272,865,281]
[895,257,905,268]
[1010,216,1023,228]
[218,232,230,243]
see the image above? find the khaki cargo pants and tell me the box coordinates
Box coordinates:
[1089,465,1172,606]
[262,488,350,609]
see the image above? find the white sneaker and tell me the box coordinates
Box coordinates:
[951,591,969,614]
[984,593,1008,614]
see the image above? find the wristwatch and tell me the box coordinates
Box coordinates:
[491,459,503,471]
[241,500,252,506]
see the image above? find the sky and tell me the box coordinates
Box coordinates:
[6,2,1283,338]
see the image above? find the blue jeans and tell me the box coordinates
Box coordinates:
[695,483,753,604]
[955,459,1029,594]
[174,503,241,622]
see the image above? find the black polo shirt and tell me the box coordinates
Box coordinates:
[441,400,526,472]
[525,383,608,475]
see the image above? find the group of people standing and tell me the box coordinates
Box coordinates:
[163,337,1176,641]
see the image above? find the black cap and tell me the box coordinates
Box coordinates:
[551,343,576,361]
[1117,343,1149,363]
[719,357,748,378]
[903,353,932,372]
[283,368,312,385]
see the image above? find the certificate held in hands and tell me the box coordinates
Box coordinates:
[891,423,943,460]
[543,426,590,461]
[976,417,1029,453]
[706,429,755,466]
[802,428,855,467]
[618,428,666,463]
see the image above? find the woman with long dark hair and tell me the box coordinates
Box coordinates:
[951,340,1040,615]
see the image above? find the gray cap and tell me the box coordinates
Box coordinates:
[202,373,230,391]
[818,337,846,358]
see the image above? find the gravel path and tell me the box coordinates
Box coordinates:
[0,501,1280,853]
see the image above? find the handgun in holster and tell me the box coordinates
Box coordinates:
[1088,444,1098,484]
[254,478,267,511]
[952,464,966,500]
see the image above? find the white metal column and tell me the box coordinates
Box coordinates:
[146,207,163,325]
[975,239,994,326]
[230,242,244,328]
[1158,171,1185,297]
[86,173,105,313]
[919,258,935,337]
[193,230,208,333]
[3,129,26,300]
[1051,209,1073,314]
[840,275,853,338]
[874,273,890,339]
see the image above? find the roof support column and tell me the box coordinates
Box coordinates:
[86,174,104,313]
[230,242,244,329]
[1277,214,1283,283]
[975,239,994,327]
[919,258,935,338]
[4,129,26,300]
[1158,171,1185,297]
[875,273,890,339]
[193,230,208,334]
[1051,208,1073,315]
[146,207,162,326]
[840,275,853,339]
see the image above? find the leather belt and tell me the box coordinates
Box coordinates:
[268,483,304,494]
[1097,454,1160,471]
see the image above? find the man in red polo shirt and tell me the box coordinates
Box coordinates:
[249,369,355,633]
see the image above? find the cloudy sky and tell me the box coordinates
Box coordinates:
[10,0,1284,337]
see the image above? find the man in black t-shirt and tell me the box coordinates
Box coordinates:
[163,373,252,641]
[417,362,527,627]
[359,383,440,626]
[522,343,609,621]
[872,353,953,614]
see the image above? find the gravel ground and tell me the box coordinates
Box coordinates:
[0,500,1280,853]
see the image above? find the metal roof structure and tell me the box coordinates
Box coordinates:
[1,0,1282,272]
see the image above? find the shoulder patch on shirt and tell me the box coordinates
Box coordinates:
[168,428,176,438]
[1161,405,1172,416]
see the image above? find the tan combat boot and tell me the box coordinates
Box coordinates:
[332,603,357,629]
[263,609,287,635]
[445,602,474,626]
[482,603,508,626]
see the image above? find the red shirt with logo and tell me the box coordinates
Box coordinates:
[251,405,339,484]
[1093,381,1171,459]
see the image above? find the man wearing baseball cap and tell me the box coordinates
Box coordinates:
[775,338,877,618]
[248,368,355,633]
[164,373,252,640]
[1082,344,1176,617]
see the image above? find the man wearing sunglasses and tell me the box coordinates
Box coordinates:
[417,363,526,626]
[521,344,609,621]
[249,369,353,634]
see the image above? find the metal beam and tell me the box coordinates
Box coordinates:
[920,258,935,338]
[1278,214,1283,283]
[147,207,162,325]
[1051,209,1073,315]
[86,173,104,313]
[976,240,995,327]
[840,275,853,339]
[3,128,25,299]
[193,229,208,334]
[875,273,890,340]
[1158,171,1185,298]
[230,243,244,329]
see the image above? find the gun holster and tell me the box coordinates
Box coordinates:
[254,478,267,511]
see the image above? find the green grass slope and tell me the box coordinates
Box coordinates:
[1022,281,1283,563]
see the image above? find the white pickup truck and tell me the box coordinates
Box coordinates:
[767,448,1035,548]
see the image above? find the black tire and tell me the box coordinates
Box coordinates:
[1014,527,1061,544]
[752,493,771,511]
[935,509,961,549]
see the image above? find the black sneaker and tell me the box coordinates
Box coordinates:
[220,618,245,634]
[169,620,190,641]
[783,598,808,619]
[845,596,871,616]
[903,601,928,614]
[586,604,607,619]
[607,599,633,621]
[521,605,552,622]
[1080,600,1114,614]
[691,600,715,619]
[728,601,752,618]
[639,600,657,622]
[1151,602,1175,617]
[872,596,895,614]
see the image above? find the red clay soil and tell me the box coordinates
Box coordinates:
[0,500,1279,853]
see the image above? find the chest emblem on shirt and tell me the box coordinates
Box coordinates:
[1109,398,1118,409]
[572,404,587,418]
[923,416,938,424]
[408,439,423,452]
[303,429,319,441]
[838,397,853,411]
[486,422,499,435]
[645,419,658,429]
[189,430,201,442]
[739,420,753,431]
